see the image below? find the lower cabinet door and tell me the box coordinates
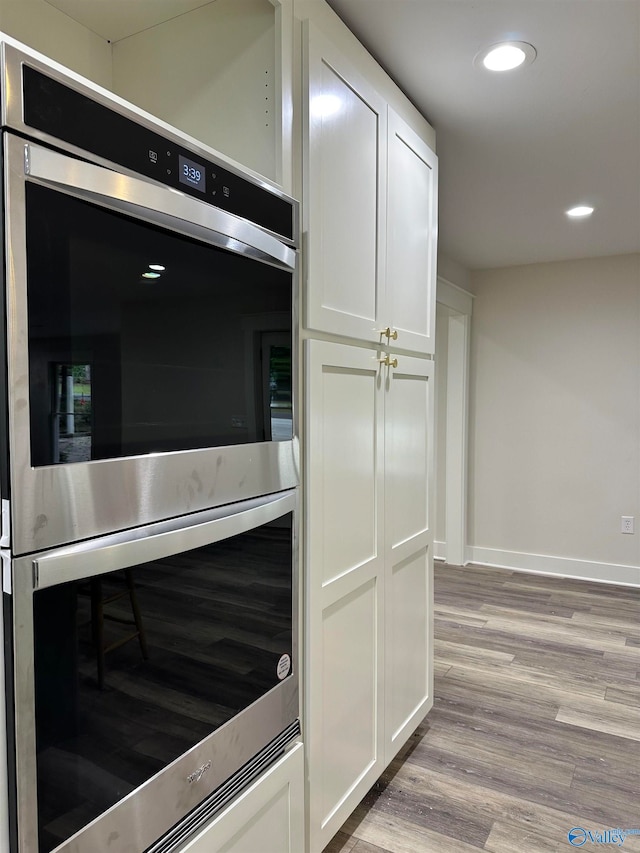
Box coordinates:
[383,356,434,760]
[305,341,386,852]
[176,743,304,853]
[305,343,435,851]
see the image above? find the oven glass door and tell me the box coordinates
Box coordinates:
[25,176,292,468]
[4,135,299,554]
[8,491,297,853]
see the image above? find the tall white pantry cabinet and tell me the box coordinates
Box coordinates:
[297,7,438,851]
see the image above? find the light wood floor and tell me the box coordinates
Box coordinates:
[324,563,640,853]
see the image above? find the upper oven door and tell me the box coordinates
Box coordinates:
[3,133,299,555]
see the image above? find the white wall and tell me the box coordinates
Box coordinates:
[468,253,640,585]
[0,0,112,86]
[437,252,473,295]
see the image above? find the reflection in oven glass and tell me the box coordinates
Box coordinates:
[33,516,293,852]
[53,363,92,463]
[26,182,293,467]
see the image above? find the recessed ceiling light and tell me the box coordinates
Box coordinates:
[475,41,537,72]
[142,272,161,279]
[566,205,594,218]
[148,264,166,271]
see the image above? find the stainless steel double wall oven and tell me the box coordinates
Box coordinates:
[0,37,300,853]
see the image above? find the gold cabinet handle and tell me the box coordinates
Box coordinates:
[377,355,398,368]
[376,327,398,341]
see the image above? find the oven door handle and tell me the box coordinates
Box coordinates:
[31,489,297,590]
[23,142,296,271]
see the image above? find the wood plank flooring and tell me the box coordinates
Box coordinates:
[324,563,640,853]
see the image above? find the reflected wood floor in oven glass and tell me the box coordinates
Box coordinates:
[324,563,640,853]
[36,528,292,851]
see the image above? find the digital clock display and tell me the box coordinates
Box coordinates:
[178,155,206,193]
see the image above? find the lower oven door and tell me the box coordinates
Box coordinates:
[4,489,299,853]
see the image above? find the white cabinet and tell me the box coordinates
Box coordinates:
[386,108,438,355]
[298,5,437,850]
[303,24,437,354]
[175,743,304,853]
[383,352,434,755]
[305,342,385,851]
[303,22,386,342]
[305,341,433,851]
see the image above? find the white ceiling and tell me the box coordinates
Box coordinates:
[326,0,640,270]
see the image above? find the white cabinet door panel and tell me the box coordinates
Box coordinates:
[319,361,379,583]
[307,341,383,586]
[384,356,433,758]
[386,108,438,355]
[386,548,432,753]
[385,357,432,558]
[306,340,385,851]
[315,61,377,321]
[321,576,380,820]
[304,22,386,341]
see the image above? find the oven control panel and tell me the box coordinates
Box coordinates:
[21,64,294,241]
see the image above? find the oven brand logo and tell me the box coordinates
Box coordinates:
[568,827,640,847]
[187,760,212,785]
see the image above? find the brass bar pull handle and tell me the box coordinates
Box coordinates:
[377,355,398,368]
[376,327,399,341]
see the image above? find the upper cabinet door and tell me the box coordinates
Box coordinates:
[303,22,386,342]
[386,108,438,355]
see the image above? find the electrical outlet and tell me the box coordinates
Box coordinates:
[621,516,635,534]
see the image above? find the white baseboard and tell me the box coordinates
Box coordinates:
[434,540,446,562]
[467,546,640,587]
